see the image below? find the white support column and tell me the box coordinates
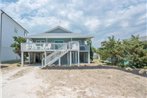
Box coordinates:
[21,52,24,66]
[44,51,47,65]
[75,52,78,64]
[70,51,72,66]
[74,52,76,64]
[58,58,61,66]
[67,52,69,65]
[76,52,78,63]
[88,51,90,64]
[28,52,30,64]
[33,53,36,63]
[77,51,80,66]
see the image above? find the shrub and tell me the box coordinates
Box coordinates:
[98,35,147,68]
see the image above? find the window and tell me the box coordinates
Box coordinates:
[54,40,64,49]
[54,40,64,43]
[36,40,45,43]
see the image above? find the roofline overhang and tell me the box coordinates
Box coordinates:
[25,36,93,39]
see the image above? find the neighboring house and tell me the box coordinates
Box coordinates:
[21,26,93,67]
[0,10,28,63]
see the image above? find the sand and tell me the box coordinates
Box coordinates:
[1,64,147,98]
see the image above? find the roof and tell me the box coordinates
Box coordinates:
[26,26,93,39]
[45,26,72,33]
[1,10,29,34]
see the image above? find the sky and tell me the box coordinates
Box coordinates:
[0,0,147,47]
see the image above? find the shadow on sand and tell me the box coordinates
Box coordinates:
[1,65,8,68]
[42,65,147,78]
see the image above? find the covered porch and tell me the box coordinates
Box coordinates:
[21,51,90,67]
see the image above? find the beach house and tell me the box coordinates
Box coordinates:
[21,26,93,67]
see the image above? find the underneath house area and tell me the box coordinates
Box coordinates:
[24,51,89,66]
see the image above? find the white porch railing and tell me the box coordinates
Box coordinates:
[80,45,90,51]
[21,43,68,51]
[21,41,79,51]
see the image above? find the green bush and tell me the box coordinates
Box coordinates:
[17,63,21,67]
[97,35,147,68]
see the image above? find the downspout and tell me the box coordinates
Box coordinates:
[0,10,4,64]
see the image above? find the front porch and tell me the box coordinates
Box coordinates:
[21,41,90,67]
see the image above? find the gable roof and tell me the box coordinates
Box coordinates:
[45,26,72,33]
[26,26,93,39]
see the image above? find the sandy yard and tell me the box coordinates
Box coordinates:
[1,64,147,98]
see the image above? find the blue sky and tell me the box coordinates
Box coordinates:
[0,0,147,47]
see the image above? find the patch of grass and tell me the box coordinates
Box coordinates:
[93,59,99,62]
[143,66,147,69]
[17,63,21,67]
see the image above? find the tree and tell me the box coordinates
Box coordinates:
[87,38,93,61]
[11,36,26,57]
[122,35,147,68]
[98,36,123,65]
[98,35,147,68]
[92,47,97,53]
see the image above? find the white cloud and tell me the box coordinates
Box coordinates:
[84,18,100,32]
[0,0,146,47]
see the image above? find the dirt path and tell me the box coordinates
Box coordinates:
[1,65,147,98]
[2,66,42,98]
